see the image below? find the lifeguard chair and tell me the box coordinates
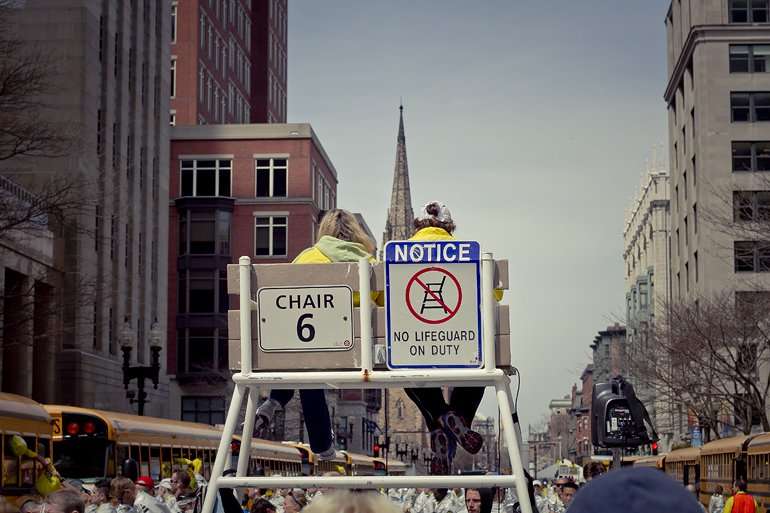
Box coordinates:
[201,241,534,513]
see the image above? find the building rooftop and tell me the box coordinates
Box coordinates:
[171,123,338,180]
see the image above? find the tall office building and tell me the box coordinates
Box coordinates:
[665,1,770,300]
[171,0,286,126]
[0,0,171,414]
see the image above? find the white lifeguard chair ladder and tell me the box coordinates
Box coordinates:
[201,252,533,513]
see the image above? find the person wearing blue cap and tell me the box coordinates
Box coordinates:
[567,467,704,513]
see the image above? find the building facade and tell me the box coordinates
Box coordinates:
[622,167,683,450]
[665,0,770,300]
[167,123,337,426]
[1,0,171,414]
[590,324,627,384]
[171,0,286,126]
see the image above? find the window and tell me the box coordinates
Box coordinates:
[170,110,176,126]
[683,171,687,199]
[182,396,226,424]
[207,75,212,111]
[731,44,770,72]
[731,92,770,121]
[200,15,206,49]
[693,203,698,233]
[171,3,177,42]
[694,251,699,282]
[255,158,288,197]
[734,241,770,272]
[692,155,697,185]
[732,141,770,171]
[180,159,232,197]
[179,210,231,255]
[255,216,287,256]
[734,190,770,221]
[730,0,770,22]
[199,68,205,103]
[178,269,228,314]
[170,57,176,97]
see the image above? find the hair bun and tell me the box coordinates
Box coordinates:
[425,202,441,216]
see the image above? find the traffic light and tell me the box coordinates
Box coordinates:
[651,441,659,455]
[372,442,380,457]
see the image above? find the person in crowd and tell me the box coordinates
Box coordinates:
[582,461,605,482]
[40,490,85,513]
[170,473,193,501]
[282,490,306,513]
[253,209,378,460]
[154,480,176,513]
[134,477,172,513]
[432,489,456,513]
[303,492,400,513]
[216,470,241,513]
[531,481,546,512]
[464,488,494,513]
[558,482,577,510]
[709,485,725,513]
[723,479,758,513]
[249,499,275,513]
[410,489,434,513]
[403,202,488,475]
[567,467,704,513]
[108,478,136,513]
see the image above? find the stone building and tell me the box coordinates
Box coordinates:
[590,324,626,384]
[0,0,171,414]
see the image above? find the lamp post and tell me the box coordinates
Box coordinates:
[121,317,162,416]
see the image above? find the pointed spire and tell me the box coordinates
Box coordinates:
[383,104,415,248]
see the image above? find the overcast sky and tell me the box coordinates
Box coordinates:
[287,1,671,432]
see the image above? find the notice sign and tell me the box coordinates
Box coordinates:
[257,285,354,352]
[384,240,482,369]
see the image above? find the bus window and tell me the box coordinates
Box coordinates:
[3,435,20,487]
[139,446,150,477]
[171,448,182,472]
[150,447,161,480]
[202,450,211,480]
[19,436,36,487]
[161,448,172,478]
[116,445,129,475]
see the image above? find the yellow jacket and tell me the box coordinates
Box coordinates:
[408,227,504,301]
[294,235,381,305]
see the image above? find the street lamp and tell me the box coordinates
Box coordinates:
[121,317,162,416]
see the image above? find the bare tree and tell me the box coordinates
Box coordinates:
[0,0,69,162]
[628,292,770,441]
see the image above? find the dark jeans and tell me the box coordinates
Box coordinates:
[404,387,485,430]
[270,389,332,453]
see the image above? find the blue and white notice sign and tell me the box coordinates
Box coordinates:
[384,240,483,369]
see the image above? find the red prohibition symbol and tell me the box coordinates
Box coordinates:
[405,267,463,324]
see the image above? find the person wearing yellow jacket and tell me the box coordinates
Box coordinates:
[404,202,486,475]
[253,209,377,460]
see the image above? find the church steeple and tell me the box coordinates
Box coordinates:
[382,104,415,247]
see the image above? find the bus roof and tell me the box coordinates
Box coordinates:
[342,451,377,465]
[45,405,222,446]
[747,433,770,454]
[239,437,302,462]
[634,454,666,468]
[666,447,701,463]
[701,435,757,457]
[0,392,51,434]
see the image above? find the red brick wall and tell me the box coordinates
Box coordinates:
[167,135,334,373]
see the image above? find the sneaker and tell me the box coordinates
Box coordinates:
[429,429,452,475]
[316,446,336,461]
[439,411,484,454]
[254,398,280,437]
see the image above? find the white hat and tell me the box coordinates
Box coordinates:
[533,480,543,487]
[418,201,452,224]
[156,478,173,491]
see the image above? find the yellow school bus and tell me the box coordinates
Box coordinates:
[342,451,377,476]
[666,447,700,486]
[45,405,302,482]
[0,393,53,503]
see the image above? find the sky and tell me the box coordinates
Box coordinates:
[287,1,672,432]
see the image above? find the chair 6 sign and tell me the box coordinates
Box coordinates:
[257,286,354,352]
[384,240,483,369]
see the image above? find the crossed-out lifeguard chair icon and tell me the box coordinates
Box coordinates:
[200,243,534,513]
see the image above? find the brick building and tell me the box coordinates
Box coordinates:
[167,123,338,423]
[171,0,287,126]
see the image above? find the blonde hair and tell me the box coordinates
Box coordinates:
[303,491,400,513]
[317,209,375,255]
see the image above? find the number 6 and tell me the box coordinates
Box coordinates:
[297,313,315,342]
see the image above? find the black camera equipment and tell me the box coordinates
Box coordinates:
[591,375,658,448]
